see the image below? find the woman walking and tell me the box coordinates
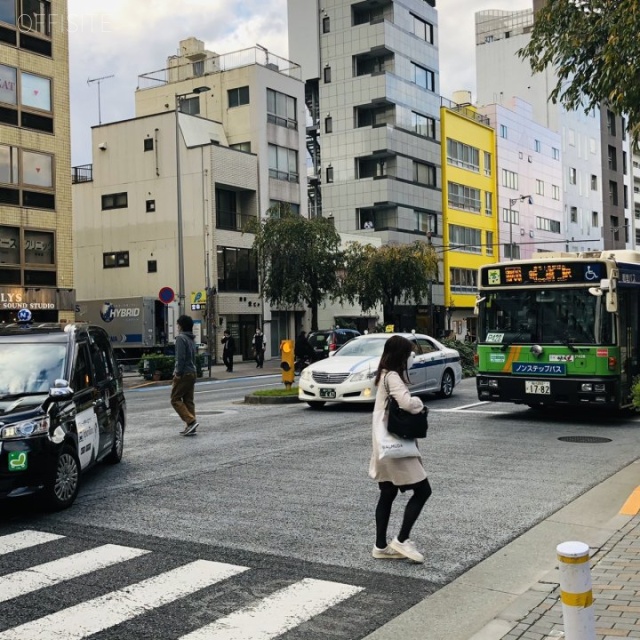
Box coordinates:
[369,335,432,563]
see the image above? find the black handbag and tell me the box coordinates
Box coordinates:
[384,374,428,439]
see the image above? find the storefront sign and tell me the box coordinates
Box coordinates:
[0,287,75,311]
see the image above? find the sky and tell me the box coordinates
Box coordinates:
[67,0,532,165]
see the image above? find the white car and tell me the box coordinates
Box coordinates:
[298,332,462,408]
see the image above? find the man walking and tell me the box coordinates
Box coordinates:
[253,328,265,368]
[222,329,236,372]
[171,315,198,436]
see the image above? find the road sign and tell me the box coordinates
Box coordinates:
[159,287,175,304]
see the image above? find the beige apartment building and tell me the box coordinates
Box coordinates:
[0,0,74,323]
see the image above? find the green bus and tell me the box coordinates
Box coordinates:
[475,251,640,409]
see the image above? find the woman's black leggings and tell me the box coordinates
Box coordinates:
[375,478,432,548]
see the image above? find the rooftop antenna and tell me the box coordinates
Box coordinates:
[87,74,115,125]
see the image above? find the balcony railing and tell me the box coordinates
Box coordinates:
[216,210,257,232]
[71,164,93,184]
[441,97,491,127]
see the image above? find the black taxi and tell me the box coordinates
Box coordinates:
[0,312,126,510]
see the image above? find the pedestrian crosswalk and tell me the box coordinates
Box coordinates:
[0,530,365,640]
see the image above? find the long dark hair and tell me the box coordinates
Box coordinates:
[374,335,413,385]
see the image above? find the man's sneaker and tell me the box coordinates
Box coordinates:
[389,537,424,563]
[183,421,199,436]
[372,545,403,559]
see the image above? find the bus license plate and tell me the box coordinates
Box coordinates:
[525,380,550,395]
[320,388,336,399]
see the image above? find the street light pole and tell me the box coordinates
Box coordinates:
[175,85,211,316]
[508,195,533,261]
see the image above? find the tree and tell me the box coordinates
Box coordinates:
[246,206,342,331]
[340,241,439,328]
[518,0,640,140]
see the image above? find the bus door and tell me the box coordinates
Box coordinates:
[617,287,640,401]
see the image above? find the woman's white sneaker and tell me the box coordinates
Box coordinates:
[389,537,424,563]
[372,545,403,559]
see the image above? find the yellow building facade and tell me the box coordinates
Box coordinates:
[440,98,498,341]
[0,0,73,323]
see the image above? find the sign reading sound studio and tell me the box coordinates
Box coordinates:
[0,287,75,311]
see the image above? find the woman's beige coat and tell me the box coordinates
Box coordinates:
[368,370,427,486]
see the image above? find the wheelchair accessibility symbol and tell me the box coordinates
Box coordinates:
[584,265,598,281]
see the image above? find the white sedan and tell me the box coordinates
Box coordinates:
[298,332,462,408]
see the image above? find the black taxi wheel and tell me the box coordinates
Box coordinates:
[105,417,124,464]
[45,445,80,511]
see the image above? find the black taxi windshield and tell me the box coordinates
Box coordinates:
[478,289,615,345]
[0,343,67,396]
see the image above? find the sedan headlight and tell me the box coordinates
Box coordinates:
[350,370,375,383]
[1,417,50,440]
[300,369,312,381]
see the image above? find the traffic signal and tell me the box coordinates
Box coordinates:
[280,339,295,388]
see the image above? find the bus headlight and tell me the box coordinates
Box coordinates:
[580,383,593,392]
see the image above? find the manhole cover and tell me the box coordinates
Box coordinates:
[558,436,612,444]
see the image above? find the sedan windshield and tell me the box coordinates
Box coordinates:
[0,343,66,396]
[336,337,387,358]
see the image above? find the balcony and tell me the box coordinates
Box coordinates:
[216,210,257,232]
[71,164,93,184]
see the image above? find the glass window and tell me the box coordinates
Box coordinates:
[412,63,434,91]
[21,72,51,111]
[0,0,16,25]
[484,151,491,176]
[501,169,518,190]
[536,179,544,196]
[217,246,258,292]
[412,14,433,43]
[72,343,93,392]
[322,16,330,32]
[0,144,18,184]
[411,111,435,138]
[500,124,507,139]
[552,147,560,160]
[22,150,52,187]
[0,64,17,105]
[485,191,492,216]
[266,89,297,129]
[228,86,249,108]
[448,224,482,253]
[486,231,494,255]
[414,161,436,186]
[101,192,128,210]
[448,182,481,212]
[230,141,251,153]
[534,139,541,152]
[20,0,51,36]
[552,184,560,200]
[0,225,20,263]
[24,229,54,264]
[446,139,480,171]
[0,343,65,395]
[268,144,298,182]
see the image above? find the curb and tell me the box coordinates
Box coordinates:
[243,394,300,405]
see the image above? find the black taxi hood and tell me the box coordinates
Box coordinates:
[0,393,48,419]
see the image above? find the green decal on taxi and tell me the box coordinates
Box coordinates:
[8,452,27,472]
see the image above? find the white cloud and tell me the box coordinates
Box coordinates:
[67,0,531,164]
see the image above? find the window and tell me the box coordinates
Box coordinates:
[323,66,331,83]
[0,64,53,132]
[501,169,518,190]
[486,231,494,256]
[72,344,92,392]
[269,200,300,217]
[589,138,596,154]
[143,138,153,152]
[607,110,616,136]
[552,184,560,200]
[146,199,155,212]
[502,208,519,225]
[412,63,434,91]
[624,184,629,209]
[411,112,435,138]
[448,182,481,213]
[216,188,239,230]
[178,96,199,115]
[534,139,541,152]
[570,206,578,223]
[591,175,597,190]
[592,211,599,227]
[103,251,129,269]
[567,129,575,146]
[484,151,491,176]
[0,0,52,55]
[0,225,55,285]
[446,139,480,171]
[609,180,618,206]
[230,141,251,153]
[268,144,298,183]
[500,124,508,139]
[357,157,384,179]
[326,166,334,183]
[608,145,617,171]
[325,116,332,133]
[449,268,478,293]
[147,260,157,273]
[353,5,385,25]
[552,146,560,160]
[504,243,520,260]
[266,88,297,129]
[0,144,54,210]
[536,217,561,233]
[414,161,436,187]
[448,224,481,253]
[192,60,204,77]
[536,179,544,196]
[412,14,433,43]
[354,53,393,76]
[414,210,436,234]
[356,104,395,128]
[101,192,128,210]
[484,192,493,216]
[228,86,249,108]
[623,150,628,175]
[217,246,259,292]
[569,167,577,185]
[322,16,330,32]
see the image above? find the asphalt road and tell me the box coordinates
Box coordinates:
[2,376,640,639]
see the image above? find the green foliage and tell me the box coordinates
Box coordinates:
[519,1,640,141]
[138,354,204,380]
[631,376,640,412]
[253,387,299,397]
[340,240,438,325]
[334,317,358,330]
[246,205,342,330]
[442,339,477,378]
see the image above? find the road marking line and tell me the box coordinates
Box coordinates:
[0,531,64,555]
[179,577,363,640]
[430,409,509,415]
[0,544,150,603]
[445,401,491,411]
[0,560,248,640]
[620,486,640,515]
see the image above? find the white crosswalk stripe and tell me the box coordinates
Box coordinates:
[0,530,64,555]
[0,544,149,603]
[179,578,364,640]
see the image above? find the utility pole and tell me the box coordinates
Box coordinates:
[87,74,115,125]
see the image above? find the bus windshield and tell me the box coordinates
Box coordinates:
[478,288,615,345]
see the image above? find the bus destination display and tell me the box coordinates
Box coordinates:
[482,262,604,287]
